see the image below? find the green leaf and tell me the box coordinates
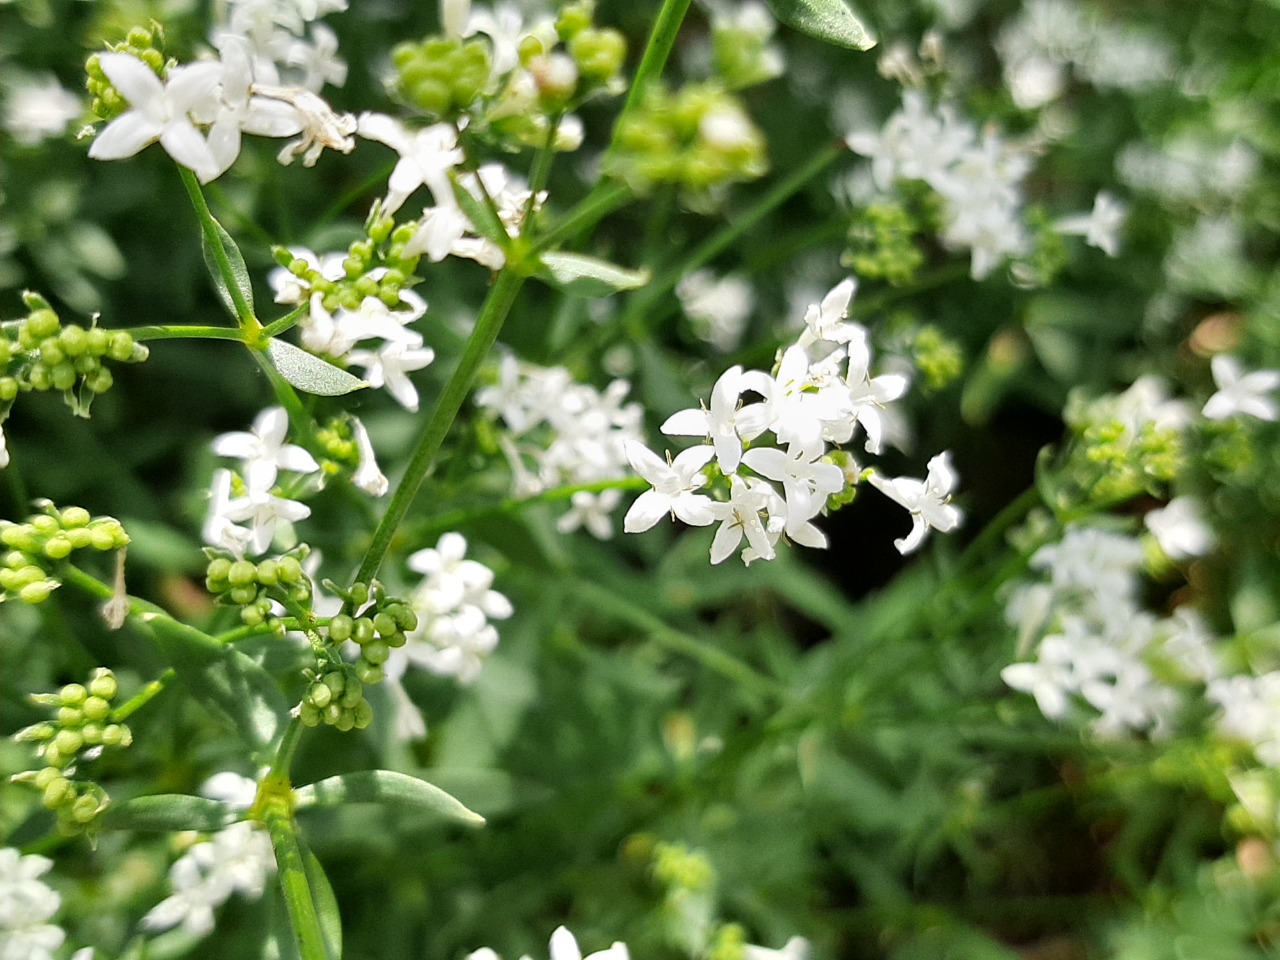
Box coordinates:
[536,252,650,298]
[265,339,368,397]
[766,0,876,50]
[202,216,255,319]
[293,770,485,826]
[450,175,512,251]
[143,613,289,758]
[102,794,237,833]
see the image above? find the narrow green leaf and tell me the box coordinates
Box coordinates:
[143,613,289,757]
[537,252,650,298]
[450,175,512,251]
[293,770,485,826]
[202,216,256,320]
[102,794,237,833]
[265,339,368,397]
[299,839,342,960]
[766,0,876,50]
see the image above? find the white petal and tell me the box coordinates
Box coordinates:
[88,112,163,160]
[97,53,164,107]
[623,490,669,533]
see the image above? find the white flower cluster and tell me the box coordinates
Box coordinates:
[203,406,320,557]
[1001,525,1205,738]
[272,252,437,412]
[467,924,627,960]
[1118,136,1258,206]
[675,270,755,352]
[625,279,962,564]
[476,356,645,540]
[141,822,275,938]
[88,1,353,182]
[355,112,543,271]
[996,0,1173,110]
[846,91,1125,278]
[0,848,82,960]
[388,532,513,696]
[2,73,82,146]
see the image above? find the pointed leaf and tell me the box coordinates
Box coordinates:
[293,770,485,826]
[202,216,256,319]
[143,613,289,758]
[298,837,342,960]
[450,175,512,251]
[265,339,368,396]
[537,252,650,298]
[103,794,237,833]
[766,0,876,50]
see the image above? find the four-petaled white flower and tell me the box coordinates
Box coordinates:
[622,442,717,533]
[350,416,389,496]
[1144,496,1215,561]
[211,406,319,492]
[1056,191,1127,256]
[347,340,436,412]
[1202,354,1280,422]
[709,474,784,564]
[356,113,464,215]
[0,848,67,960]
[88,53,223,181]
[661,365,772,474]
[868,451,963,553]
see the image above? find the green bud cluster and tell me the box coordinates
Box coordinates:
[1018,207,1069,287]
[1075,420,1185,502]
[707,924,747,960]
[11,668,129,833]
[315,416,360,469]
[842,201,925,286]
[651,841,716,892]
[271,211,421,322]
[911,325,965,391]
[0,502,129,604]
[1,291,149,418]
[204,546,311,626]
[298,579,418,731]
[824,450,861,510]
[392,35,493,119]
[607,83,767,194]
[85,24,168,121]
[554,3,626,92]
[710,9,781,90]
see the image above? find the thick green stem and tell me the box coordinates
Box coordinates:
[110,669,175,723]
[617,0,693,123]
[178,166,258,333]
[263,801,330,960]
[354,268,527,585]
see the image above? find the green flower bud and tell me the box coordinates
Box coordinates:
[84,367,114,394]
[373,611,397,637]
[56,705,82,727]
[60,683,88,706]
[88,526,117,551]
[53,729,83,756]
[256,558,279,586]
[334,709,355,732]
[340,682,363,709]
[42,536,73,560]
[307,681,333,709]
[80,722,104,745]
[34,766,61,789]
[355,661,384,685]
[42,777,73,808]
[86,327,109,355]
[299,703,321,727]
[352,699,374,730]
[88,668,118,701]
[328,614,354,642]
[322,703,343,726]
[107,331,136,362]
[60,325,88,357]
[206,557,233,587]
[228,559,258,586]
[61,506,91,528]
[39,340,66,367]
[278,556,304,584]
[363,639,390,665]
[65,528,92,550]
[101,723,130,747]
[322,671,346,697]
[19,580,55,603]
[72,793,102,823]
[353,617,376,645]
[32,514,59,535]
[229,584,259,606]
[0,376,17,401]
[51,364,78,392]
[26,309,60,340]
[82,696,111,721]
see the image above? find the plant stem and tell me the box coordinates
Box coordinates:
[178,166,259,333]
[127,325,247,342]
[263,800,330,960]
[110,669,175,723]
[353,268,527,586]
[261,302,311,339]
[617,0,693,123]
[530,182,632,255]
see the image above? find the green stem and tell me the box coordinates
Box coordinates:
[261,302,311,340]
[529,182,633,255]
[617,0,693,124]
[263,800,329,960]
[353,268,527,585]
[269,715,306,779]
[178,166,258,333]
[127,325,247,343]
[523,115,561,230]
[110,669,175,723]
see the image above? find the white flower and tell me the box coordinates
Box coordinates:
[350,417,388,496]
[741,440,844,538]
[1055,191,1127,257]
[556,489,623,540]
[0,425,8,469]
[549,925,629,960]
[200,772,259,810]
[407,532,510,618]
[844,328,909,454]
[1202,354,1280,422]
[661,365,773,474]
[347,340,436,411]
[0,848,66,960]
[204,34,306,179]
[222,486,312,556]
[260,84,356,166]
[203,468,255,556]
[141,822,274,938]
[1144,497,1215,561]
[676,270,754,352]
[744,937,809,960]
[3,73,82,145]
[87,53,223,181]
[799,278,858,348]
[867,451,963,553]
[1208,672,1280,766]
[622,442,718,533]
[212,406,319,492]
[356,113,463,215]
[708,475,781,564]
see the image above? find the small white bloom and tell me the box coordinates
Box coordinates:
[356,113,463,214]
[622,442,718,533]
[708,475,781,564]
[799,278,858,348]
[744,937,810,960]
[867,451,963,553]
[0,848,66,960]
[1202,354,1280,422]
[676,270,754,352]
[350,416,389,496]
[88,53,223,181]
[203,468,255,556]
[741,440,844,536]
[200,772,259,810]
[212,406,319,492]
[556,489,623,540]
[223,486,312,556]
[256,83,356,166]
[0,424,8,469]
[1144,497,1215,561]
[661,365,773,474]
[347,340,436,411]
[1055,191,1127,257]
[3,73,83,145]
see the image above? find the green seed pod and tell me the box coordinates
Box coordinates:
[355,661,384,685]
[84,366,114,394]
[86,327,109,355]
[363,639,390,665]
[353,617,376,645]
[26,309,60,340]
[386,630,407,649]
[51,364,78,392]
[340,682,363,709]
[19,580,55,603]
[0,376,17,401]
[43,536,73,560]
[373,611,397,637]
[256,558,279,586]
[60,325,88,357]
[106,331,136,362]
[322,703,343,726]
[299,703,321,727]
[60,506,91,529]
[82,696,111,721]
[88,669,118,700]
[352,699,374,730]
[328,614,354,642]
[307,681,332,709]
[393,605,419,632]
[334,709,355,732]
[322,671,346,697]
